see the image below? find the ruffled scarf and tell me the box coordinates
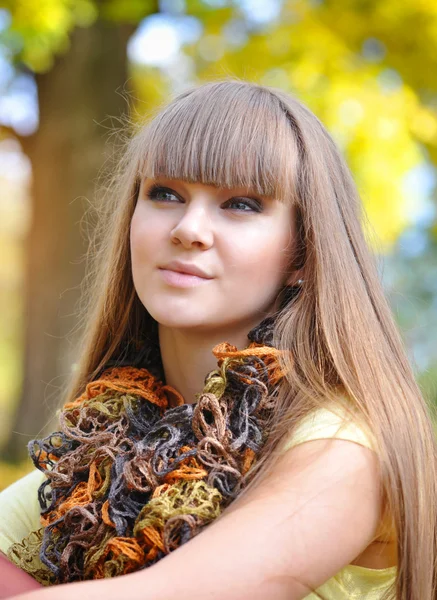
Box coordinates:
[8,316,285,585]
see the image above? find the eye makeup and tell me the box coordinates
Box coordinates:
[144,183,264,213]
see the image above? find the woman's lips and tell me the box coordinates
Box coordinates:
[158,268,213,288]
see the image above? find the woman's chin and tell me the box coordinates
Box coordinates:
[146,306,212,330]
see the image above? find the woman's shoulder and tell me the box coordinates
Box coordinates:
[282,395,377,453]
[0,469,45,555]
[281,395,397,545]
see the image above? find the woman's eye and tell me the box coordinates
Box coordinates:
[226,198,263,213]
[146,185,180,203]
[145,185,262,213]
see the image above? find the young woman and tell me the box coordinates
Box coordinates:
[1,79,436,600]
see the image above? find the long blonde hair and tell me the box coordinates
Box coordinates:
[63,78,437,599]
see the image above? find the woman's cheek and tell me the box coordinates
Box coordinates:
[130,214,157,262]
[130,212,143,250]
[251,238,290,288]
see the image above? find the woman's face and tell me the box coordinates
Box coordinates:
[130,177,298,335]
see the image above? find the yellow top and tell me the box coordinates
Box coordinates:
[0,404,397,599]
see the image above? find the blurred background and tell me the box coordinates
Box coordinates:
[0,0,436,489]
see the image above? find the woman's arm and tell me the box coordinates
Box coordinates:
[9,437,382,600]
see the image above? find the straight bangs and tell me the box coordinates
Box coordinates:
[136,81,299,203]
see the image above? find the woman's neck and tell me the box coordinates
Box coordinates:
[158,322,258,405]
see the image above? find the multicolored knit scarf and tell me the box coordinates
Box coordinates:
[8,316,285,585]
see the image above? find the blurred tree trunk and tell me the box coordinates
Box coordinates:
[2,20,135,462]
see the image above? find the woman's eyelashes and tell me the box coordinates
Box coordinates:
[227,198,263,213]
[146,185,179,203]
[145,184,263,213]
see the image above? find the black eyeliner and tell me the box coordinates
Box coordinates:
[146,184,263,212]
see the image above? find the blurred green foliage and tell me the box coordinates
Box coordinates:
[0,0,161,71]
[0,0,98,71]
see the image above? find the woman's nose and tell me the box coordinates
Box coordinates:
[170,203,214,249]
